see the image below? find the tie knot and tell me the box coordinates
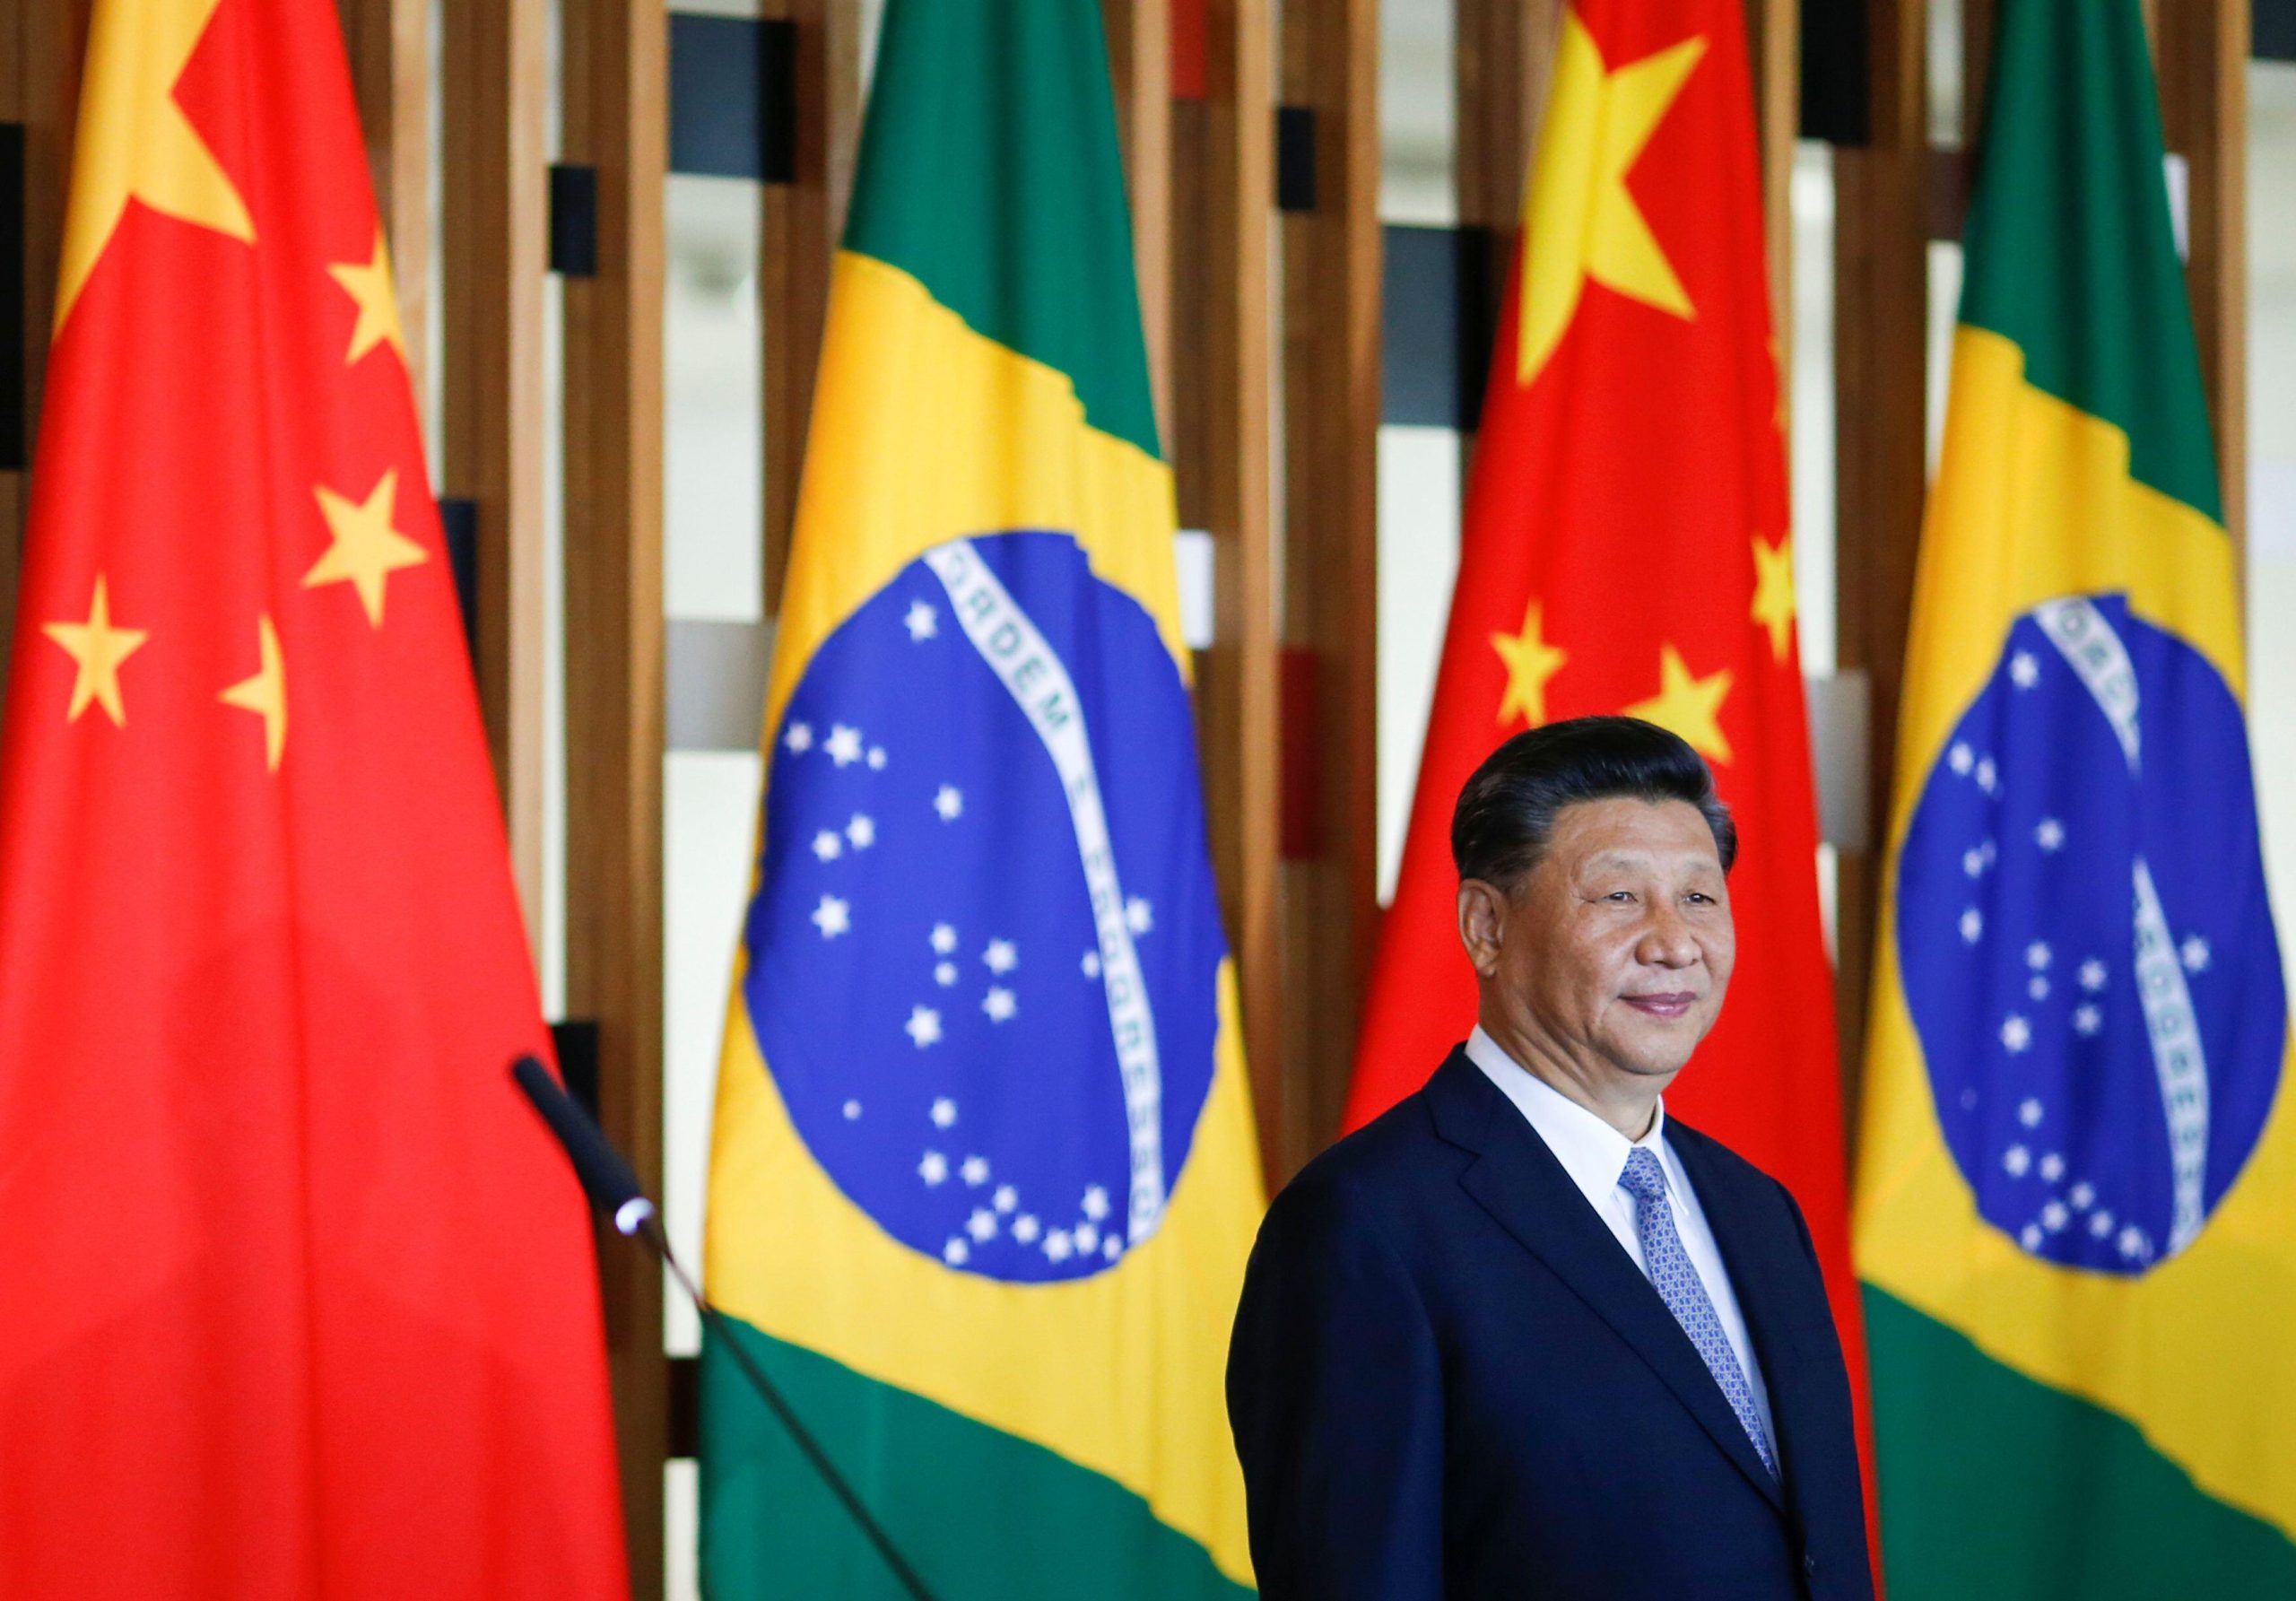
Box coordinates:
[1619,1145,1668,1204]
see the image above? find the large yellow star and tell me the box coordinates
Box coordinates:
[307,468,429,627]
[326,228,405,365]
[56,0,255,326]
[1517,10,1707,386]
[1624,644,1734,764]
[41,575,150,726]
[1492,599,1570,727]
[1751,533,1797,662]
[219,613,286,771]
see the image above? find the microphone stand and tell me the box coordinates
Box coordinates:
[638,1220,938,1601]
[510,1057,937,1601]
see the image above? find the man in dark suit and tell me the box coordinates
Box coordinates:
[1228,717,1871,1600]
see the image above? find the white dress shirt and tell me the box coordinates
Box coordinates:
[1465,1026,1777,1449]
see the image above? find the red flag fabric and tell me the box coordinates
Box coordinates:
[0,1,629,1594]
[1345,0,1874,1517]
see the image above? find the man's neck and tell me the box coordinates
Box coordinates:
[1476,1015,1664,1142]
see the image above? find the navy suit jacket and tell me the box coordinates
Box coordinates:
[1228,1050,1872,1601]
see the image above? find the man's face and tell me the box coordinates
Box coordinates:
[1459,796,1735,1089]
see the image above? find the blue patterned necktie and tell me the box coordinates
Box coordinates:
[1617,1145,1779,1479]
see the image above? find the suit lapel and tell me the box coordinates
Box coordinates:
[1424,1054,1786,1512]
[1667,1124,1826,1516]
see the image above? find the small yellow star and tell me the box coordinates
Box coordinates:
[1624,644,1735,764]
[1751,533,1797,662]
[326,228,405,365]
[1516,12,1707,386]
[219,613,286,771]
[307,467,428,626]
[41,574,150,726]
[1492,599,1570,727]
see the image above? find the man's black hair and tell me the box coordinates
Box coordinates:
[1450,715,1737,890]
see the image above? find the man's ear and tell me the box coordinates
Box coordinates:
[1457,879,1508,979]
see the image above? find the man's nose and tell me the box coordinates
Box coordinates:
[1637,906,1700,968]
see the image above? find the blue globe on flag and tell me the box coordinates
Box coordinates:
[743,531,1228,1284]
[1898,593,2285,1275]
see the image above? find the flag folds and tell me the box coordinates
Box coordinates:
[1344,0,1866,1434]
[0,0,627,1595]
[699,4,1261,1596]
[1854,1,2296,1592]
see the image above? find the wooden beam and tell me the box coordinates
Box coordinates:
[2155,0,2248,578]
[759,0,861,614]
[0,0,91,704]
[1963,0,1998,145]
[561,0,667,1591]
[1170,0,1280,1182]
[1454,0,1559,233]
[1831,0,1928,1135]
[335,0,429,413]
[1453,0,1559,468]
[1746,0,1797,378]
[1101,0,1172,443]
[439,0,548,945]
[1275,0,1379,1175]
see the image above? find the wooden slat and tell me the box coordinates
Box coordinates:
[759,0,861,615]
[2155,0,2248,578]
[0,1,91,703]
[1170,0,1279,1183]
[1274,0,1379,1177]
[1454,0,1559,233]
[1101,0,1172,442]
[1745,0,1797,384]
[1963,0,1997,144]
[1831,0,1928,1131]
[1453,0,1559,474]
[561,0,668,1592]
[439,0,548,945]
[335,0,428,413]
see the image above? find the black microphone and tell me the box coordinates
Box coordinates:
[510,1055,656,1239]
[509,1054,937,1601]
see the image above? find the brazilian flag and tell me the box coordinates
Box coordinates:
[699,4,1262,1596]
[1854,0,2296,1593]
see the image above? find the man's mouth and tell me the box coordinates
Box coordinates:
[1622,992,1698,1019]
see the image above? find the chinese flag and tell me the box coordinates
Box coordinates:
[1344,0,1874,1524]
[0,1,628,1596]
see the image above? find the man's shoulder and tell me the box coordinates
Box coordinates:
[1291,1063,1473,1189]
[1258,1057,1480,1249]
[1665,1116,1806,1231]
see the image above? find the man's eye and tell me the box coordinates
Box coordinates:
[1604,892,1634,903]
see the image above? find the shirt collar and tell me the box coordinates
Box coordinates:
[1465,1025,1668,1211]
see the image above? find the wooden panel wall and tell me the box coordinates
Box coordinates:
[440,0,549,940]
[1748,0,1798,365]
[1831,0,1930,1119]
[561,0,669,1593]
[759,0,859,613]
[1169,0,1282,1180]
[1274,0,1381,1173]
